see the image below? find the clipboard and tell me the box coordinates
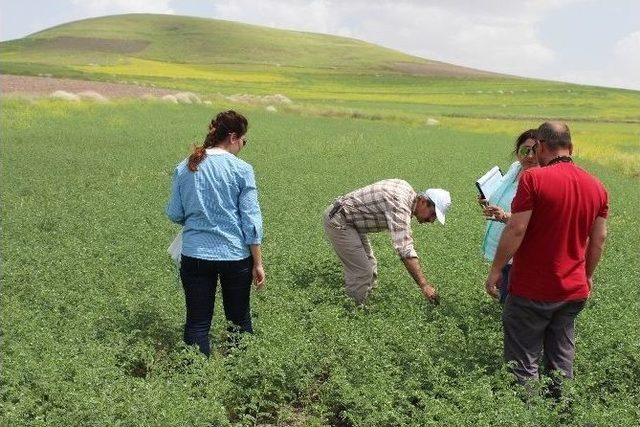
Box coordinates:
[476,166,503,200]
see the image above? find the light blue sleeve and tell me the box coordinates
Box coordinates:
[166,167,185,225]
[488,161,522,210]
[482,161,521,261]
[238,165,263,245]
[503,161,522,185]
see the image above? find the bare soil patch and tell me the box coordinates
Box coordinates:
[1,74,178,98]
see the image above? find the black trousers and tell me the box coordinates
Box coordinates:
[180,255,254,356]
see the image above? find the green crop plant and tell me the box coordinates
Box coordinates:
[1,99,638,426]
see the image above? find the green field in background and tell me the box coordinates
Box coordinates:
[2,12,639,426]
[2,99,638,426]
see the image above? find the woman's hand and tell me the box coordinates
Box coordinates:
[483,205,509,223]
[249,245,265,290]
[252,263,265,290]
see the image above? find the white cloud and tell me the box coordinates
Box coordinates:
[207,0,640,90]
[211,0,558,75]
[70,0,174,16]
[610,31,640,89]
[614,31,640,66]
[550,30,640,90]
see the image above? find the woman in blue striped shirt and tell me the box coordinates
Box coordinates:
[167,110,264,356]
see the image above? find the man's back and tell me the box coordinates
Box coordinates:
[337,179,418,259]
[509,162,609,301]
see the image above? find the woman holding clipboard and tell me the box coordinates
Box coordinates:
[479,129,538,303]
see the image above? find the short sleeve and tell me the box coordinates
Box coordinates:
[511,170,535,213]
[598,187,609,218]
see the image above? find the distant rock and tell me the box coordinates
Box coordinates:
[266,105,277,112]
[50,90,80,101]
[265,94,292,104]
[175,92,202,104]
[77,91,109,102]
[226,93,292,105]
[161,94,178,103]
[426,118,440,126]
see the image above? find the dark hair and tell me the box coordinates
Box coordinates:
[188,110,248,172]
[425,197,435,208]
[536,121,572,151]
[513,129,537,156]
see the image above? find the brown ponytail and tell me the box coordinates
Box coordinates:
[188,110,248,172]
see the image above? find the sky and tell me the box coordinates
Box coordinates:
[1,0,639,90]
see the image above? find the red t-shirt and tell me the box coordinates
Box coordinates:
[509,162,609,302]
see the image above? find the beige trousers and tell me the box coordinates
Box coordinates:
[323,205,378,304]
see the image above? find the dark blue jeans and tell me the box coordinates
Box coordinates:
[500,263,512,304]
[180,255,254,356]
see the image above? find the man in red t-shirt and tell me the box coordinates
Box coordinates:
[484,121,608,390]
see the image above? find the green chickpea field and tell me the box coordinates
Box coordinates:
[1,13,639,427]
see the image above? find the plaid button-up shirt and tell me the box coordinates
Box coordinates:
[336,179,419,259]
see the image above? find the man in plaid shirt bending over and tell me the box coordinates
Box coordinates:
[323,179,451,305]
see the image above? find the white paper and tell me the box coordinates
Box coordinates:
[476,166,503,199]
[167,229,183,267]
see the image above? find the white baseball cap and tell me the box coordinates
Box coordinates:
[422,188,451,225]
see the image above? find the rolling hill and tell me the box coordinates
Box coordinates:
[1,13,639,131]
[0,13,498,77]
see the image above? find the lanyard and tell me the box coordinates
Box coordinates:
[546,156,573,166]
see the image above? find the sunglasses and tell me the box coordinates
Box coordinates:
[230,132,248,147]
[517,144,536,157]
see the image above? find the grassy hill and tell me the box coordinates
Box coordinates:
[2,14,639,122]
[1,14,639,175]
[0,13,496,75]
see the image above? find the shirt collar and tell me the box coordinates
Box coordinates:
[205,147,229,155]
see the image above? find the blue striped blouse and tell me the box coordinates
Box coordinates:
[166,148,263,261]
